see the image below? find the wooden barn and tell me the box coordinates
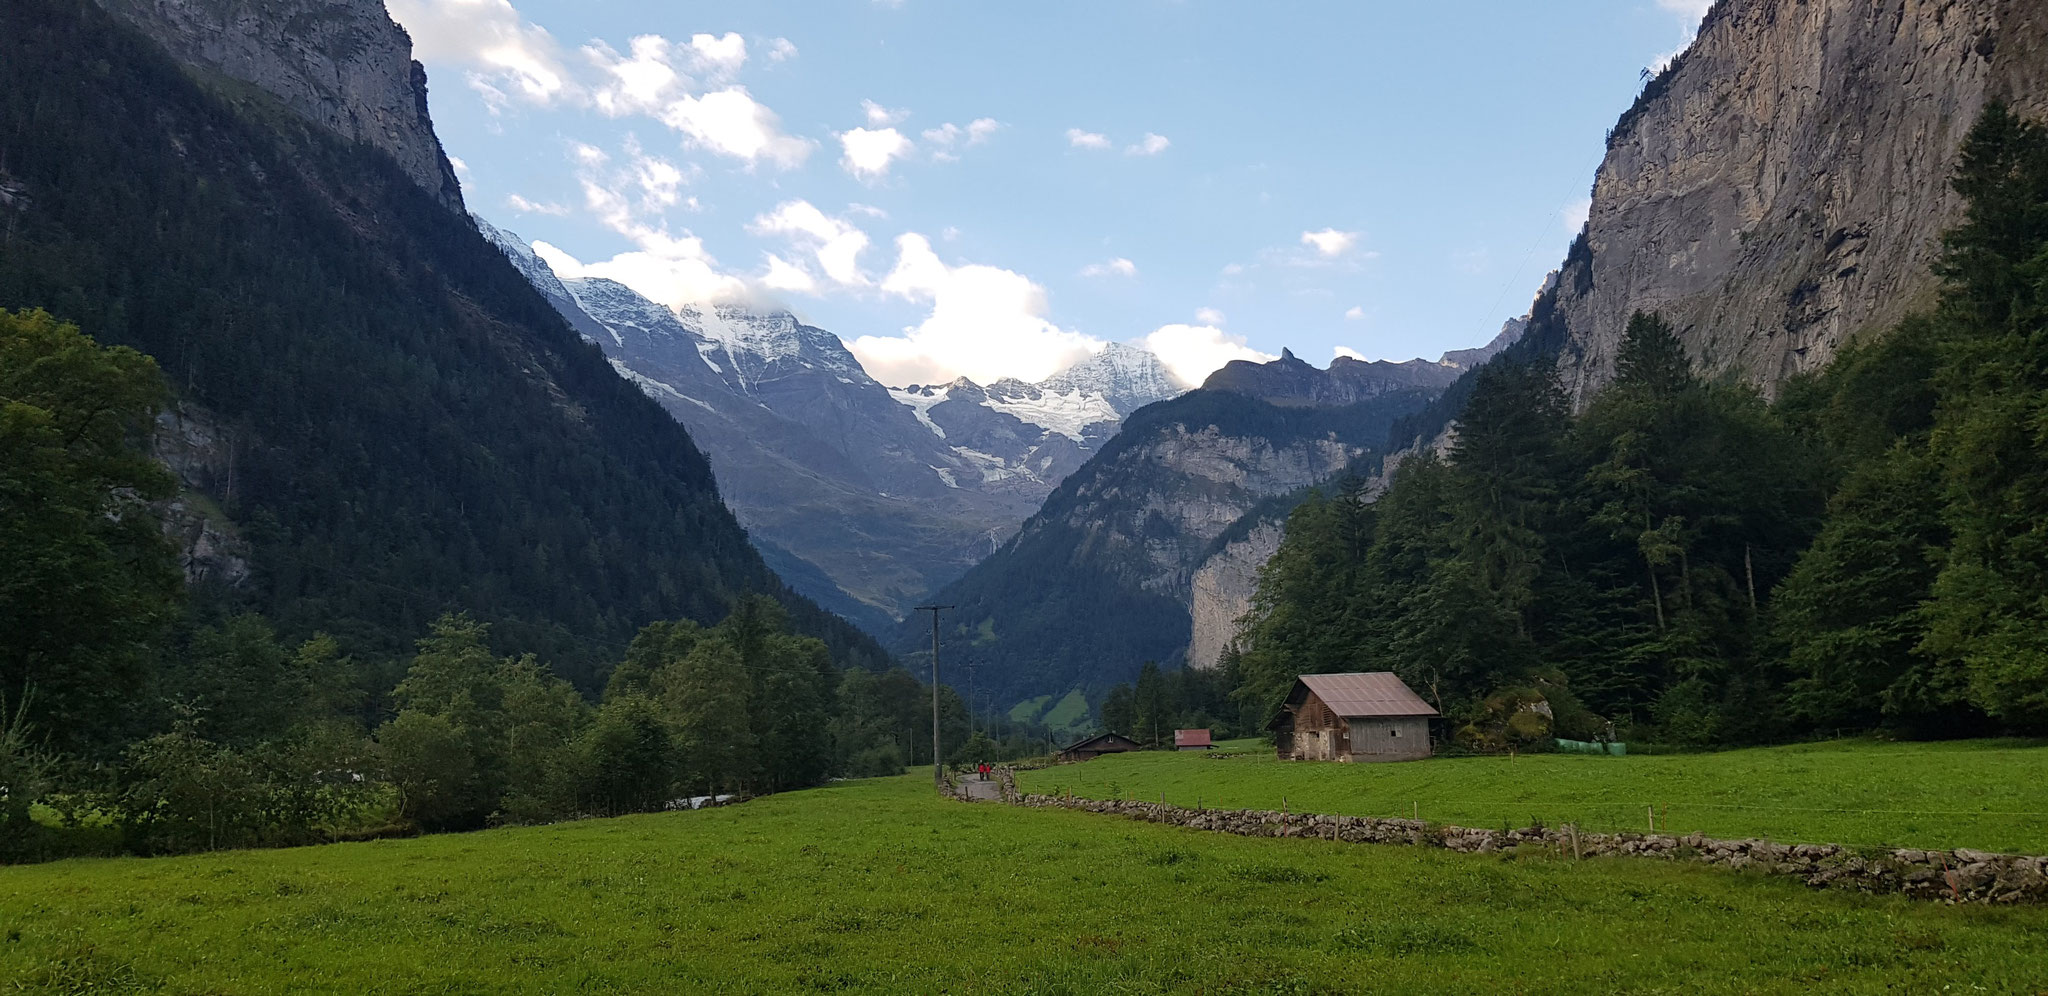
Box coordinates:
[1174,729,1213,751]
[1059,732,1141,762]
[1268,673,1438,762]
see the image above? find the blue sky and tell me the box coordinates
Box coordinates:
[388,0,1711,387]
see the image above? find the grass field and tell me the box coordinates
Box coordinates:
[5,774,2047,993]
[1016,738,2048,854]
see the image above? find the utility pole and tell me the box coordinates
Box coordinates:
[915,604,954,788]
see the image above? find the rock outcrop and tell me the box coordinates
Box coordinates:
[1204,349,1460,409]
[96,0,464,211]
[1186,520,1283,671]
[1552,0,2048,402]
[153,407,252,589]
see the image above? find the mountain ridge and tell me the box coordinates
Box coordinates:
[482,222,1185,630]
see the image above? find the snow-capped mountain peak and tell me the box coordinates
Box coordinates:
[1037,341,1183,414]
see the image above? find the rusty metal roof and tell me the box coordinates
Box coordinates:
[1174,729,1212,747]
[1296,673,1438,718]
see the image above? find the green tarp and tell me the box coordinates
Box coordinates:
[1554,738,1626,756]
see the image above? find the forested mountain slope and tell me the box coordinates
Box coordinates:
[0,0,885,686]
[896,355,1441,710]
[1236,106,2048,746]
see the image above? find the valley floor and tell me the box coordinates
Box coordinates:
[4,773,2046,993]
[1018,738,2048,854]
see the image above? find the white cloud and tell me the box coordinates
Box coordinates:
[862,99,910,127]
[540,140,749,308]
[759,253,818,294]
[923,118,1001,157]
[1300,228,1360,257]
[838,126,913,180]
[660,87,813,168]
[1195,307,1225,326]
[1333,346,1366,362]
[1651,0,1714,69]
[1125,132,1170,156]
[1142,324,1276,387]
[749,200,872,287]
[386,0,576,109]
[448,154,471,177]
[850,234,1099,385]
[846,203,889,219]
[1066,128,1111,150]
[533,240,747,310]
[1562,195,1593,234]
[765,37,799,62]
[1080,257,1137,279]
[1344,306,1365,320]
[687,32,747,78]
[506,193,569,215]
[585,35,683,116]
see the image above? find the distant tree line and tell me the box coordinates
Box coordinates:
[1096,662,1243,746]
[0,310,1054,862]
[1230,105,2048,747]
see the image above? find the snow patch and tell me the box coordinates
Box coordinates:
[889,386,950,439]
[981,389,1119,442]
[608,358,717,413]
[952,446,1041,484]
[931,466,959,489]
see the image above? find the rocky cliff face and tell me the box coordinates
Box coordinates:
[1185,520,1282,671]
[96,0,464,211]
[899,376,1440,707]
[1204,348,1461,408]
[1553,0,2048,402]
[152,406,252,589]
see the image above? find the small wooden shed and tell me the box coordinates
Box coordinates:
[1268,673,1437,762]
[1059,732,1141,762]
[1174,729,1213,751]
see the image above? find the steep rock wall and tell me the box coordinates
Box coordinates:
[1554,0,2048,402]
[96,0,464,211]
[1186,520,1284,671]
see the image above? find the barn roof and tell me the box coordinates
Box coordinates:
[1174,729,1211,747]
[1295,673,1438,718]
[1061,732,1140,753]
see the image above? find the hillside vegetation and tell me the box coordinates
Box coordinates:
[1017,739,2048,854]
[1231,106,2048,746]
[901,387,1433,708]
[5,775,2046,994]
[0,0,882,692]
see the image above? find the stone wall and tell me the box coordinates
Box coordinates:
[1002,788,2048,904]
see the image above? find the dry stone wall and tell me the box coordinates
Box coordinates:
[1002,787,2048,905]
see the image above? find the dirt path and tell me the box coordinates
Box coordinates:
[958,774,1001,802]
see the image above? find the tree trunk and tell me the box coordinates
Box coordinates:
[1646,560,1667,632]
[1745,543,1758,615]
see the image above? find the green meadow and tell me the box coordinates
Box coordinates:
[5,773,2047,994]
[1018,738,2048,854]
